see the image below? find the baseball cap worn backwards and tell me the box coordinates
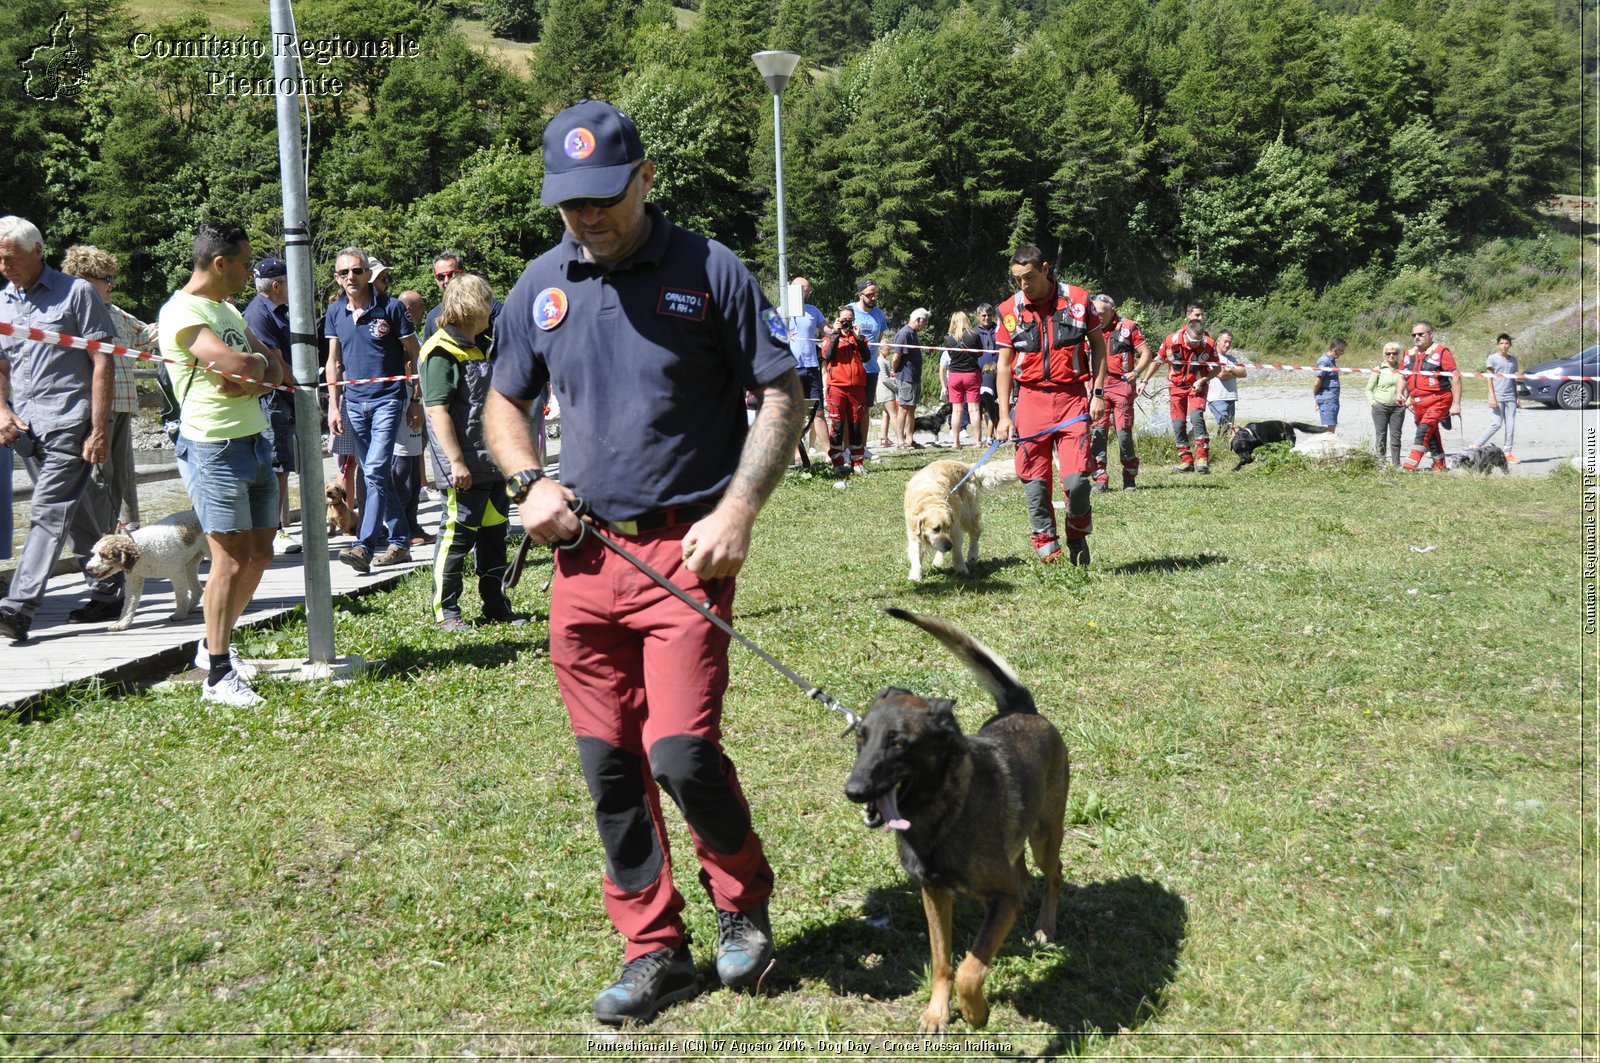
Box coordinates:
[253,257,287,280]
[540,99,645,207]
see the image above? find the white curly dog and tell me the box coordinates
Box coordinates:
[83,510,210,632]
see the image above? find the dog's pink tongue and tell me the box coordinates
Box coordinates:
[876,791,910,831]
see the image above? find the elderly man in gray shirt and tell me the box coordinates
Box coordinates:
[0,216,123,641]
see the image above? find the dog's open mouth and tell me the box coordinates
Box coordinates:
[862,783,910,832]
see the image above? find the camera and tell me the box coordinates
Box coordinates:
[838,321,854,332]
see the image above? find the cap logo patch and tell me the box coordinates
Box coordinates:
[534,287,568,331]
[564,128,596,160]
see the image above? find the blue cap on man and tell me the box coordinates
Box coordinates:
[539,99,646,207]
[252,256,287,280]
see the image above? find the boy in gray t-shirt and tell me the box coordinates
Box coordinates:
[1471,333,1520,461]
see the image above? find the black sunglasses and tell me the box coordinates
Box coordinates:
[559,162,643,212]
[335,266,367,277]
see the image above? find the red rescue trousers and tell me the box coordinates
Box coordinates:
[1014,386,1093,539]
[551,524,774,960]
[1404,392,1452,470]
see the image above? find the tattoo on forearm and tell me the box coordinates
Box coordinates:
[726,371,804,513]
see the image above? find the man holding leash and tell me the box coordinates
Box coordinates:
[994,245,1108,567]
[1398,320,1461,471]
[484,100,804,1026]
[1140,303,1219,474]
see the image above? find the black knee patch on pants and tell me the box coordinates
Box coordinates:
[1023,477,1055,534]
[1116,427,1136,455]
[1062,472,1091,518]
[649,734,750,855]
[576,736,663,893]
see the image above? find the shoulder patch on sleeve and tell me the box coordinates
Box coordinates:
[761,306,788,343]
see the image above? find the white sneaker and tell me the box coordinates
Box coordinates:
[194,643,259,682]
[201,670,264,708]
[274,529,302,555]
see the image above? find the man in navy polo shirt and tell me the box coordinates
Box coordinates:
[242,256,300,554]
[484,99,803,1026]
[323,245,421,572]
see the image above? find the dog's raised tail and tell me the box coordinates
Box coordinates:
[886,607,1036,715]
[1290,421,1335,434]
[969,459,1019,491]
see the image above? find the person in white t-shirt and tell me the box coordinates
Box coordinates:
[1207,329,1246,433]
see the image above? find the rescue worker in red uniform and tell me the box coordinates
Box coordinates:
[820,305,870,473]
[994,245,1108,567]
[1397,320,1461,471]
[1089,294,1152,492]
[1139,303,1219,473]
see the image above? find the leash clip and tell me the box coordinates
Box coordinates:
[808,687,859,735]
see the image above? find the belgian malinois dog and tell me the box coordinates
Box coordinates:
[844,608,1069,1033]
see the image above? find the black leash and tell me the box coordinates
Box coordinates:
[515,498,860,734]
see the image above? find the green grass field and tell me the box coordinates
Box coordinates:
[0,448,1589,1060]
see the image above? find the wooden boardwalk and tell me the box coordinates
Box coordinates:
[0,499,445,712]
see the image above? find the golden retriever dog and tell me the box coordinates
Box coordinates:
[325,481,358,537]
[903,458,1015,581]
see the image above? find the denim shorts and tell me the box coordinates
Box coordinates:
[176,432,278,534]
[1316,395,1340,427]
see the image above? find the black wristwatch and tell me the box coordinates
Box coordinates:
[1092,387,1106,397]
[505,467,545,504]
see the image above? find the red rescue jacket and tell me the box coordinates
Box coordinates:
[996,281,1099,389]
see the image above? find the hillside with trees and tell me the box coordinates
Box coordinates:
[1,0,1587,341]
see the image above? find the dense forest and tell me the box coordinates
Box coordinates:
[0,0,1588,341]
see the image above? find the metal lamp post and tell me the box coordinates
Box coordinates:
[752,50,802,317]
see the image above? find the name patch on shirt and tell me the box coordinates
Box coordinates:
[657,288,708,322]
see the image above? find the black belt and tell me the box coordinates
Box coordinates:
[603,503,715,537]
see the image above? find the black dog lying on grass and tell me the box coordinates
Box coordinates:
[1227,420,1333,469]
[1454,444,1510,474]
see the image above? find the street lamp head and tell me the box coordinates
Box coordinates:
[752,50,802,95]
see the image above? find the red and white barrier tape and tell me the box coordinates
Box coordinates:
[0,320,417,390]
[828,332,1600,381]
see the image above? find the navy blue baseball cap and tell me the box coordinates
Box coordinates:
[252,256,287,279]
[540,99,645,207]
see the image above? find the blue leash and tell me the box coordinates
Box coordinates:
[945,412,1090,496]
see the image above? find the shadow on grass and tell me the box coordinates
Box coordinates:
[775,874,1185,1049]
[904,556,1027,595]
[1103,553,1228,575]
[375,636,547,677]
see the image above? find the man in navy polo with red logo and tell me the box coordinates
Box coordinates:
[994,245,1108,567]
[324,245,422,572]
[484,100,804,1026]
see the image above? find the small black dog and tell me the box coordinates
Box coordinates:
[1456,444,1510,474]
[1228,420,1333,469]
[913,402,952,443]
